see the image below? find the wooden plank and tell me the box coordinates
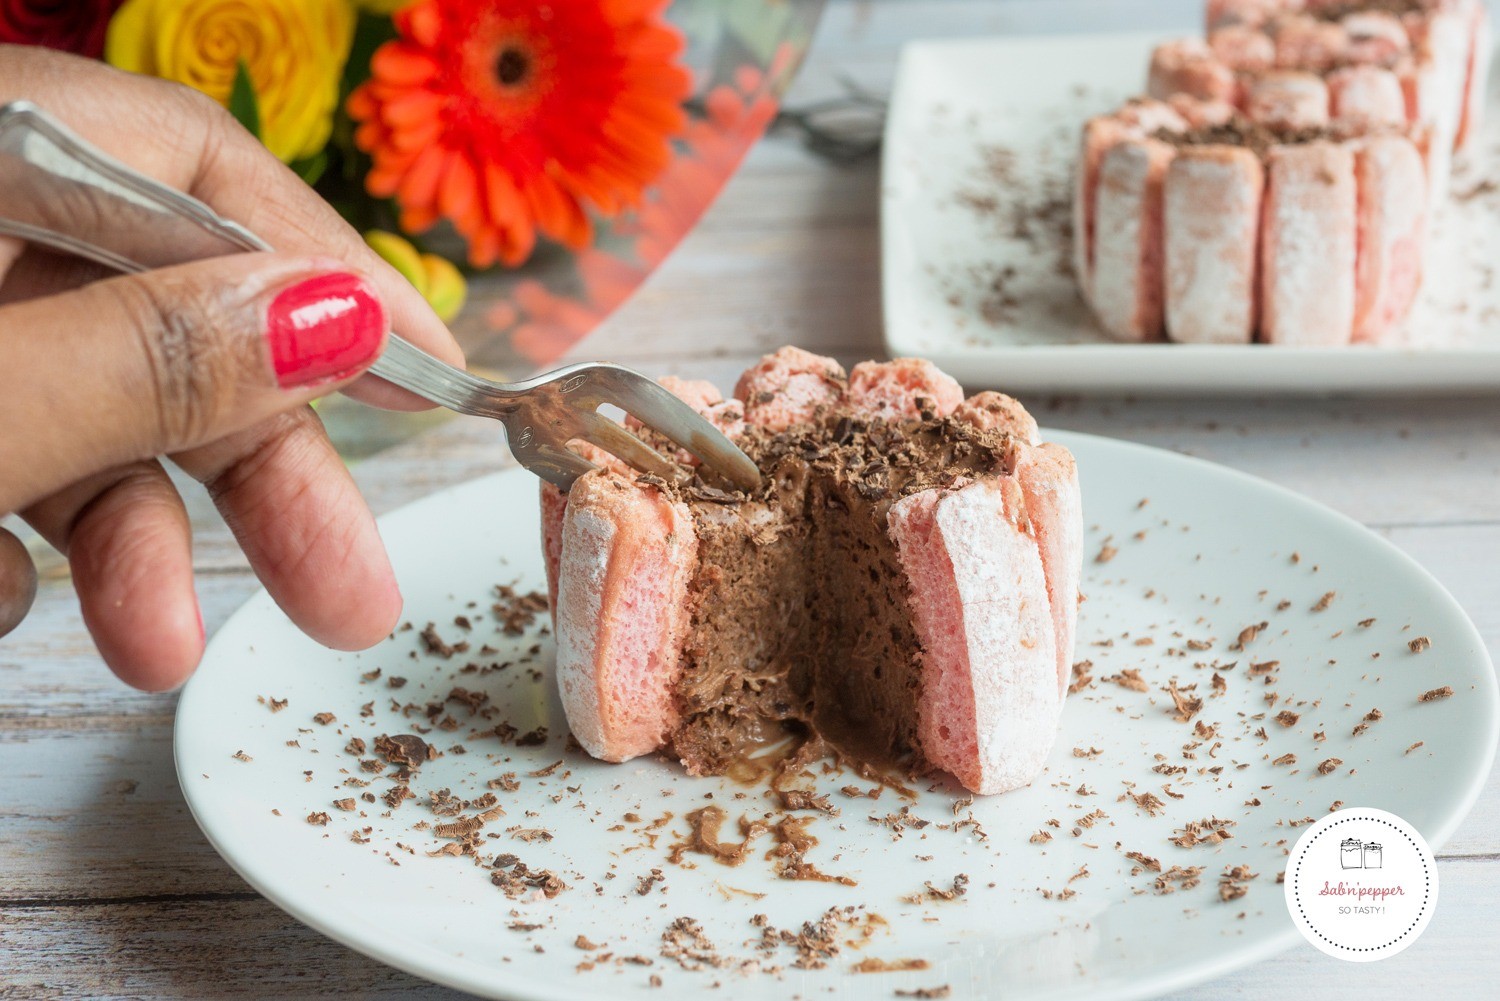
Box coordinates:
[2,857,1495,999]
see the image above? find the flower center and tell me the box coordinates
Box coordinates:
[495,46,530,87]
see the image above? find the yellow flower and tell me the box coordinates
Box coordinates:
[106,0,355,163]
[364,231,467,323]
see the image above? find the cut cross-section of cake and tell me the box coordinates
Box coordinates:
[539,348,1082,796]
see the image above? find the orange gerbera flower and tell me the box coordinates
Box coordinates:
[347,0,692,267]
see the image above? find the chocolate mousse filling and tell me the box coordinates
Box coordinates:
[1153,118,1347,155]
[1303,0,1425,22]
[643,408,1020,779]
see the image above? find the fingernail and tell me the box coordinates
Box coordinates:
[265,273,386,389]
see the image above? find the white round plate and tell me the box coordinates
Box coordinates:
[176,431,1497,1001]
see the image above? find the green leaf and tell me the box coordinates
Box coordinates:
[292,151,328,188]
[228,60,261,140]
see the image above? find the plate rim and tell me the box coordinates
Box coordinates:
[174,430,1499,1000]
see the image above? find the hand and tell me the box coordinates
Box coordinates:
[0,46,467,690]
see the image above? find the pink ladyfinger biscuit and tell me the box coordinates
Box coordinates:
[1246,71,1332,127]
[1341,11,1411,66]
[540,483,568,626]
[953,391,1040,445]
[1075,101,1186,302]
[1091,137,1175,342]
[539,437,622,626]
[1273,14,1349,73]
[1398,55,1455,199]
[1414,4,1470,155]
[1329,64,1409,126]
[1353,136,1426,344]
[1457,0,1492,151]
[1210,24,1277,72]
[1074,116,1130,301]
[1169,94,1239,127]
[1014,443,1083,700]
[1261,141,1358,345]
[1207,0,1297,31]
[1149,39,1237,103]
[554,474,697,762]
[888,477,1061,795]
[733,346,845,430]
[846,358,965,421]
[1163,146,1263,345]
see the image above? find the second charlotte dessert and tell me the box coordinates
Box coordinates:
[1074,95,1427,345]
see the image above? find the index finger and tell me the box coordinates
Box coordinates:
[1,45,465,411]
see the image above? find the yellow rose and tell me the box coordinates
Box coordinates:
[106,0,355,163]
[364,231,467,323]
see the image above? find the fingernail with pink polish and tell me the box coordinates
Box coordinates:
[265,273,386,389]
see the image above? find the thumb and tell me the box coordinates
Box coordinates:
[0,254,387,515]
[0,526,37,639]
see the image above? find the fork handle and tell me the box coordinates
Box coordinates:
[0,101,491,413]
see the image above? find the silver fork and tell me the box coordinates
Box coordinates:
[0,101,761,493]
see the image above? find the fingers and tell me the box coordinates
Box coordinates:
[172,408,403,652]
[188,114,464,411]
[0,525,37,639]
[0,47,465,407]
[0,236,24,288]
[0,253,387,515]
[22,463,202,690]
[0,244,113,306]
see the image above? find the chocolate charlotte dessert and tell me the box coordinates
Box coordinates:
[1076,94,1427,345]
[540,348,1082,796]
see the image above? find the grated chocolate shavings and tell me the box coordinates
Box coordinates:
[1233,622,1267,650]
[1153,865,1204,894]
[374,733,433,767]
[1418,686,1454,702]
[490,856,568,899]
[1218,864,1255,902]
[1166,680,1203,722]
[1170,817,1235,849]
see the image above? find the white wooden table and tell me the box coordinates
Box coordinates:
[3,1,1498,997]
